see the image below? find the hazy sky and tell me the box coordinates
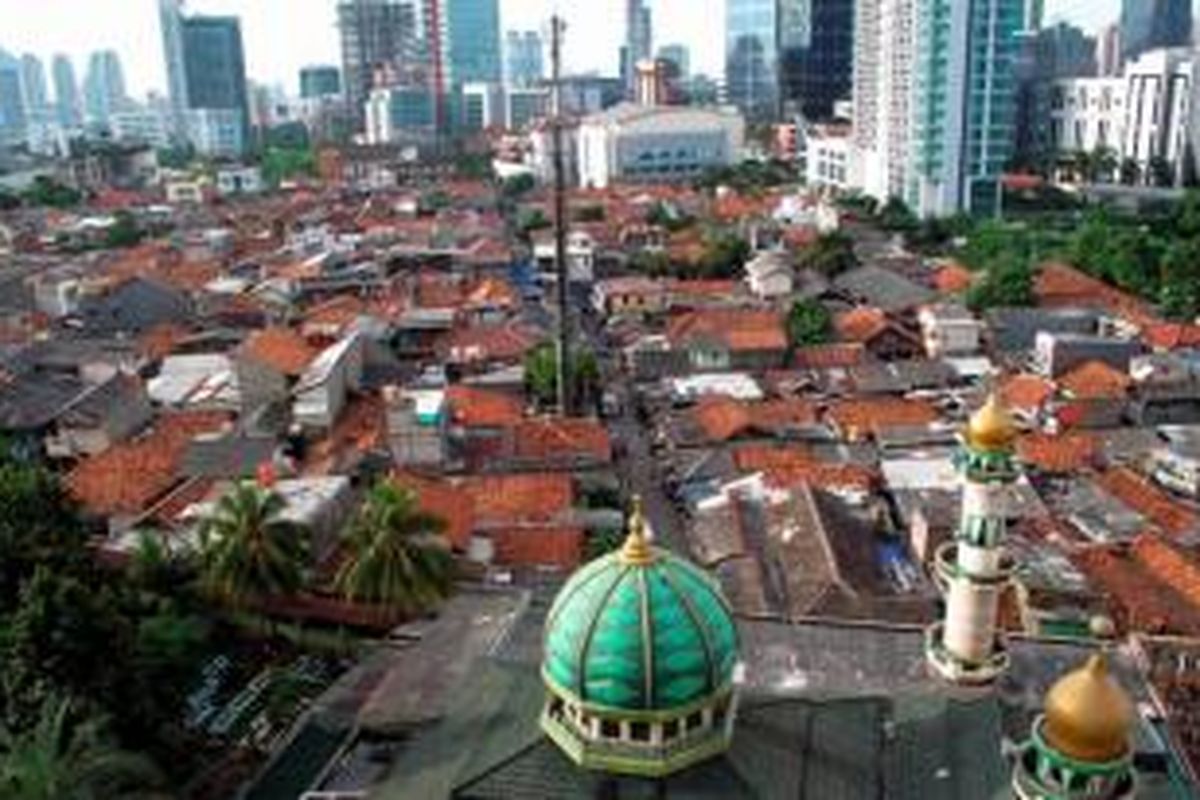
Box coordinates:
[0,0,1130,100]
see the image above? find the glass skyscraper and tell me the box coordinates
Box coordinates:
[726,0,853,122]
[52,55,81,128]
[1121,0,1192,63]
[446,0,501,86]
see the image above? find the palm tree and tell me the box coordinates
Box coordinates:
[197,482,309,609]
[1120,157,1142,186]
[336,482,453,617]
[0,696,161,800]
[1092,146,1119,183]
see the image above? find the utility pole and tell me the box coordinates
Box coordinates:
[551,14,572,416]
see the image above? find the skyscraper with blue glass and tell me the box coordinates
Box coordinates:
[1121,0,1192,64]
[907,0,1031,217]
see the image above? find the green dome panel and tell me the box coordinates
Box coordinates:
[543,546,739,713]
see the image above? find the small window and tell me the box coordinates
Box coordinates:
[601,719,620,739]
[631,721,651,742]
[663,719,680,740]
[686,711,703,731]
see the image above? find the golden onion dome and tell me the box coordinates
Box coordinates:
[966,393,1017,451]
[1043,654,1136,763]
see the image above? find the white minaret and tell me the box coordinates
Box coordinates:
[926,394,1019,685]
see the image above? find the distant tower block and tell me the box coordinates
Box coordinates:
[635,58,665,107]
[926,394,1019,684]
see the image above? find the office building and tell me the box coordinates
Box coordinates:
[852,0,915,202]
[160,0,189,139]
[83,50,128,128]
[624,0,653,95]
[635,60,667,107]
[110,104,171,148]
[19,54,49,114]
[1097,24,1122,78]
[51,55,81,128]
[908,0,1031,217]
[0,50,26,147]
[727,0,853,122]
[364,84,437,143]
[506,87,550,130]
[180,14,250,156]
[300,65,342,99]
[657,44,690,79]
[504,30,544,88]
[337,0,421,126]
[1035,22,1096,79]
[1121,0,1191,63]
[443,0,500,86]
[461,81,503,131]
[187,107,247,158]
[577,103,744,189]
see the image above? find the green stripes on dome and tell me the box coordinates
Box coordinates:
[543,546,739,712]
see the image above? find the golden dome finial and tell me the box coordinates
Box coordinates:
[1043,652,1136,763]
[966,392,1017,452]
[620,496,655,565]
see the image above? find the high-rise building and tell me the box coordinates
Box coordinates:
[624,0,653,96]
[160,0,189,139]
[180,14,250,155]
[337,0,421,126]
[444,0,501,87]
[852,0,916,202]
[1121,0,1192,64]
[83,50,128,128]
[1097,24,1122,78]
[504,30,544,88]
[52,55,81,128]
[0,50,26,147]
[1035,22,1097,79]
[908,0,1031,216]
[657,44,690,80]
[726,0,853,122]
[300,65,342,99]
[19,54,49,113]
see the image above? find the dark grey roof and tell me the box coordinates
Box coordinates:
[0,371,85,430]
[56,374,143,429]
[181,434,278,479]
[984,307,1099,352]
[370,659,1010,800]
[77,277,193,335]
[831,266,935,313]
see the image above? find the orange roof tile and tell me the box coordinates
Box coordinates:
[667,309,787,353]
[692,397,818,443]
[302,394,387,475]
[66,411,231,517]
[440,323,540,364]
[464,473,573,527]
[393,472,475,550]
[761,462,877,492]
[732,444,813,472]
[513,417,611,462]
[1098,467,1199,539]
[824,398,940,437]
[1058,360,1131,400]
[1142,322,1200,351]
[1016,432,1096,473]
[791,343,865,369]
[1132,533,1200,610]
[488,526,583,569]
[1074,547,1200,636]
[1000,373,1055,412]
[834,307,889,343]
[933,263,973,294]
[1036,262,1156,327]
[241,327,320,377]
[138,323,189,362]
[445,385,525,428]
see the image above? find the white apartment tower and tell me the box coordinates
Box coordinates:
[852,0,915,202]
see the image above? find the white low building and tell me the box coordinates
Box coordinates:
[918,304,983,359]
[744,251,794,300]
[577,103,744,189]
[804,124,853,191]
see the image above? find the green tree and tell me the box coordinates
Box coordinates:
[966,255,1034,311]
[21,177,81,209]
[197,483,309,608]
[1148,155,1174,188]
[0,466,89,614]
[261,147,316,185]
[697,233,751,278]
[104,212,143,249]
[628,250,673,278]
[525,342,600,410]
[0,696,161,800]
[1119,157,1142,186]
[336,483,453,616]
[1092,146,1119,183]
[502,173,535,197]
[795,232,858,276]
[876,197,917,232]
[786,299,832,348]
[517,208,551,235]
[1160,237,1200,320]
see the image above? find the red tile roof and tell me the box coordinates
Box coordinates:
[668,279,741,301]
[1098,467,1199,539]
[513,417,612,463]
[1141,322,1200,351]
[445,385,525,428]
[241,327,320,377]
[393,472,474,550]
[1000,373,1055,412]
[488,526,583,569]
[439,323,540,364]
[834,307,889,343]
[933,263,973,294]
[761,462,877,493]
[66,411,231,517]
[791,343,865,370]
[1058,360,1131,400]
[824,398,940,437]
[302,394,388,475]
[1036,262,1156,327]
[732,444,813,472]
[1132,533,1200,610]
[1016,432,1097,473]
[666,309,787,352]
[464,473,573,527]
[693,397,817,442]
[1074,547,1200,636]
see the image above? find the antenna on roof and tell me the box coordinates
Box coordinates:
[550,13,572,417]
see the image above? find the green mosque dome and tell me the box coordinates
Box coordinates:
[540,500,740,777]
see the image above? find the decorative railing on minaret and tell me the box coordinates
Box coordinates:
[926,393,1019,685]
